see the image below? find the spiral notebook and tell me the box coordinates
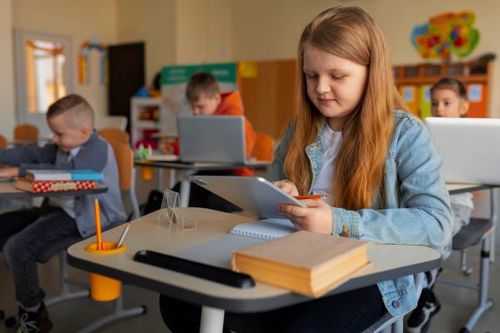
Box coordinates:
[229,218,296,240]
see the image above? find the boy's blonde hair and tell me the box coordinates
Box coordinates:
[284,6,403,210]
[185,72,220,102]
[46,94,94,129]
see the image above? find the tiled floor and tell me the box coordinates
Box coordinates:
[1,226,498,333]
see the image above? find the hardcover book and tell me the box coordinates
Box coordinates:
[232,231,369,297]
[26,169,103,181]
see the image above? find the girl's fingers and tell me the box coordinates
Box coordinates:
[279,204,308,217]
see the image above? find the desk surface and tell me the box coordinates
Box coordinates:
[0,182,107,199]
[447,183,495,195]
[68,208,441,313]
[134,159,271,170]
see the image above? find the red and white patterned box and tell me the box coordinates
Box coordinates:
[16,177,97,193]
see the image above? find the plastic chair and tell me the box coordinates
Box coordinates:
[0,134,8,149]
[98,128,130,145]
[95,116,127,131]
[107,139,140,220]
[363,273,425,333]
[252,133,275,161]
[438,189,496,333]
[13,123,39,145]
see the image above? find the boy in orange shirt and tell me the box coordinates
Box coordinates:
[171,72,256,210]
[168,72,256,171]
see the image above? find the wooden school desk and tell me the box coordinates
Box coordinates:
[67,208,441,333]
[134,160,271,207]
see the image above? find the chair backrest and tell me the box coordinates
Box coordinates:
[0,134,8,149]
[106,138,140,219]
[98,128,130,145]
[252,133,275,161]
[95,116,127,131]
[14,123,39,144]
[107,139,133,191]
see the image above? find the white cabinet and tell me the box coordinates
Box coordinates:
[130,97,163,146]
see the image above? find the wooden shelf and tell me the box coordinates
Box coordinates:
[393,60,493,118]
[131,97,164,147]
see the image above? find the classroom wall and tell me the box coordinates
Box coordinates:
[175,0,232,64]
[115,0,176,85]
[11,0,117,131]
[231,0,500,117]
[2,0,500,140]
[0,0,16,139]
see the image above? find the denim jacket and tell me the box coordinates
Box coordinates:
[270,110,452,317]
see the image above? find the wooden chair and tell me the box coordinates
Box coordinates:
[252,133,275,161]
[13,123,39,145]
[98,128,130,145]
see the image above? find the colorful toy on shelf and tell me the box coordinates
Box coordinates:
[411,11,479,61]
[78,38,108,85]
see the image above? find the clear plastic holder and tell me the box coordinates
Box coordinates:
[156,189,197,231]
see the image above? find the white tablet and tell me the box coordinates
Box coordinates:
[189,176,307,219]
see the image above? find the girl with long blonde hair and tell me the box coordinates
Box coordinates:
[159,6,452,333]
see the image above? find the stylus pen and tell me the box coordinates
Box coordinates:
[294,194,326,200]
[116,223,131,248]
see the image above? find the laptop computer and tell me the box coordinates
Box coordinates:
[425,117,500,184]
[177,115,247,163]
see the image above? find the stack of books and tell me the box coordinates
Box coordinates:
[16,169,102,193]
[232,230,370,297]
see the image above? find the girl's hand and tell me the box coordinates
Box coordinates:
[274,179,299,197]
[279,199,334,235]
[0,167,19,178]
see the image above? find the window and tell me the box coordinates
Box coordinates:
[15,31,73,124]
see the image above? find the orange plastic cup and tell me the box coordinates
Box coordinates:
[85,241,127,302]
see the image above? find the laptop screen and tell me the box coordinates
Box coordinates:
[425,117,500,184]
[177,115,246,163]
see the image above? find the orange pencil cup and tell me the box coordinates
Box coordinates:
[85,241,127,302]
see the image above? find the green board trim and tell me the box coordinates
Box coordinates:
[162,63,237,85]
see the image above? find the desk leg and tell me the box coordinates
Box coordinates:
[489,189,497,263]
[200,306,225,333]
[157,168,164,190]
[169,169,176,188]
[179,178,191,207]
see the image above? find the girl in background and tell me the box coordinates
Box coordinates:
[406,77,473,333]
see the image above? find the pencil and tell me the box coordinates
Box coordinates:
[116,223,131,248]
[294,194,325,200]
[94,199,104,250]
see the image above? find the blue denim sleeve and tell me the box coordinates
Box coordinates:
[269,123,294,182]
[333,115,452,256]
